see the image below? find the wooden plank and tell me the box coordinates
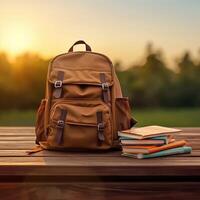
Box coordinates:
[0,156,200,176]
[0,127,34,132]
[0,150,122,157]
[0,127,35,136]
[0,127,34,129]
[0,142,199,150]
[0,182,200,200]
[0,149,199,157]
[177,128,200,133]
[1,164,200,176]
[176,132,200,135]
[0,141,199,150]
[174,136,200,141]
[0,156,200,166]
[0,133,35,136]
[0,141,35,149]
[0,136,35,141]
[0,132,199,150]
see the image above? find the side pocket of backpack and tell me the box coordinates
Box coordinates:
[35,99,47,144]
[115,97,137,132]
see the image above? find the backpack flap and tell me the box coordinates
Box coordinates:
[49,69,113,102]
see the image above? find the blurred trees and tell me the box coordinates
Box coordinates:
[0,52,49,110]
[0,44,200,110]
[0,53,12,109]
[116,44,200,108]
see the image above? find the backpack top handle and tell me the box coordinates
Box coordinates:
[68,40,92,52]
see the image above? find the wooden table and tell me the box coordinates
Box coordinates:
[0,127,200,200]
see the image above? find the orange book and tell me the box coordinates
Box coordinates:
[122,140,186,154]
[148,140,187,154]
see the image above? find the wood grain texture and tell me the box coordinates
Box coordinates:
[0,182,200,200]
[0,141,35,149]
[0,136,35,141]
[0,127,199,177]
[0,127,199,200]
[0,150,199,157]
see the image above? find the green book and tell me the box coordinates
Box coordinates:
[122,146,192,159]
[120,136,169,146]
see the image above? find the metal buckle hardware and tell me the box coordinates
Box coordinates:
[101,82,109,90]
[56,120,65,128]
[54,80,62,88]
[97,122,104,132]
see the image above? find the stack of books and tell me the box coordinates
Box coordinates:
[118,125,192,159]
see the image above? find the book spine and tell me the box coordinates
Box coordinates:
[138,146,192,159]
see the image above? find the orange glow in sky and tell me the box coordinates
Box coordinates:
[0,0,200,66]
[1,23,34,56]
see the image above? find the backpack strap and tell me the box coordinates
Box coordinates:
[26,145,44,155]
[100,73,110,103]
[96,111,105,142]
[56,109,67,144]
[53,71,64,98]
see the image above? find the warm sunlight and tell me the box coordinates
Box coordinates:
[0,24,33,56]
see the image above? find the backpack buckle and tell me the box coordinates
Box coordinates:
[101,82,109,90]
[97,123,105,141]
[54,80,62,88]
[97,122,104,132]
[56,120,65,128]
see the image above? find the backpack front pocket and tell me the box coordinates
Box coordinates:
[48,100,112,149]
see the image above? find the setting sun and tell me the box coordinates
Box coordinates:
[0,24,33,56]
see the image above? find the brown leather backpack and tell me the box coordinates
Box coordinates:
[35,40,136,151]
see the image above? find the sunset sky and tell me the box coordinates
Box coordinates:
[0,0,200,66]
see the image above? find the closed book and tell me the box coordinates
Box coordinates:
[119,132,171,140]
[122,140,186,154]
[121,138,167,146]
[118,125,181,140]
[119,135,169,141]
[122,146,192,159]
[122,146,157,154]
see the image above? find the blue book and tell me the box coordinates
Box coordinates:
[122,146,192,159]
[119,136,169,145]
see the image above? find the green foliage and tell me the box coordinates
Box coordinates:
[0,52,49,110]
[134,108,200,127]
[0,44,200,110]
[0,110,35,126]
[116,45,200,108]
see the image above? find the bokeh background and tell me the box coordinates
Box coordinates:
[0,0,200,126]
